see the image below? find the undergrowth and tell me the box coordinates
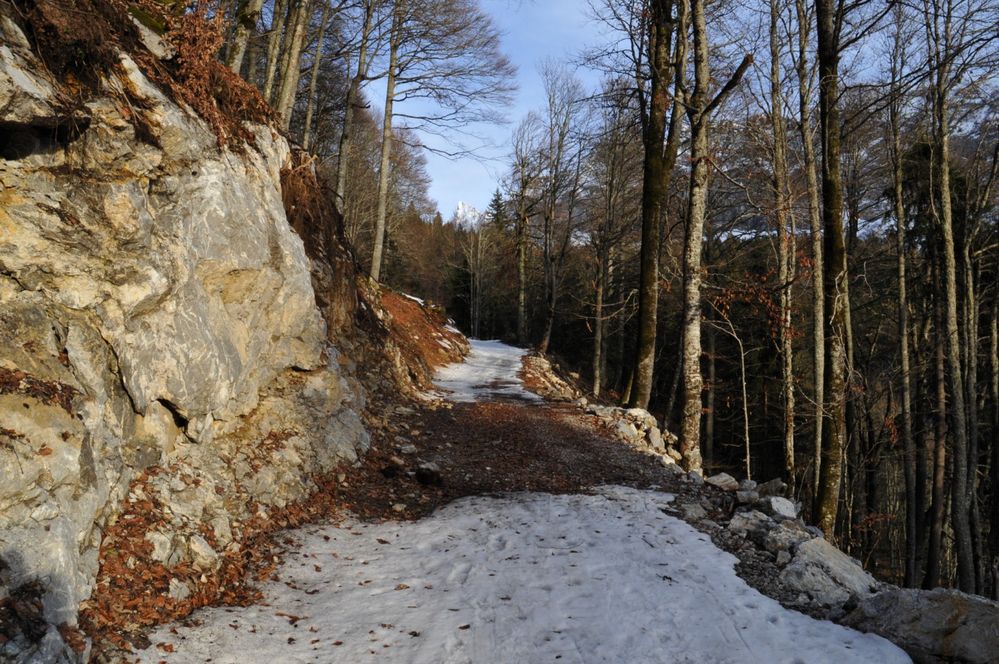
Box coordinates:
[9,0,272,147]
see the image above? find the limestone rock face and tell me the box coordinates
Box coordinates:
[0,13,367,662]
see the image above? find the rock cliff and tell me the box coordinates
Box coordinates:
[0,7,371,661]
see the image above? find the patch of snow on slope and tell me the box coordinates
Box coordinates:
[137,487,911,664]
[401,292,426,305]
[433,339,541,403]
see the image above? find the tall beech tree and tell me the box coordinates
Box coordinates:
[678,0,751,471]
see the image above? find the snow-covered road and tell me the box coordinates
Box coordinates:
[433,339,542,403]
[135,341,911,663]
[137,487,909,663]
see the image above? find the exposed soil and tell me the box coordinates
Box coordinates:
[373,401,689,503]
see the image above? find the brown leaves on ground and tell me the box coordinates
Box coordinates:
[379,291,467,386]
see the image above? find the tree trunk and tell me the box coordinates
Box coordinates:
[794,0,825,501]
[705,297,715,466]
[925,281,949,589]
[989,298,999,598]
[628,0,673,410]
[516,207,529,345]
[770,0,796,491]
[814,0,849,539]
[245,21,261,83]
[301,3,330,151]
[263,0,289,101]
[678,0,750,471]
[227,0,265,74]
[275,0,312,130]
[370,3,401,282]
[889,28,917,585]
[334,0,374,211]
[965,255,984,592]
[539,207,555,354]
[929,52,975,593]
[593,249,607,397]
[678,0,724,472]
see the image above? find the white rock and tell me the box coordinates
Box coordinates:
[168,578,191,601]
[758,496,797,519]
[614,420,640,443]
[188,535,219,572]
[646,427,664,450]
[624,408,658,430]
[705,472,739,491]
[780,538,880,608]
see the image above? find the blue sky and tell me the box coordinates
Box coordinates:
[419,0,606,218]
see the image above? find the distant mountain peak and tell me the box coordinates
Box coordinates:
[453,201,482,229]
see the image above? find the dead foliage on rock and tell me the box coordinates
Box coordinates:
[10,0,272,146]
[0,367,80,413]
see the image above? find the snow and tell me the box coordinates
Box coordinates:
[401,292,426,305]
[453,201,483,229]
[136,487,911,664]
[433,339,542,403]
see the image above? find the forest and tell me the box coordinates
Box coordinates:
[178,0,995,597]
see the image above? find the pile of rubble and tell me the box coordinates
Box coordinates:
[579,401,683,465]
[683,472,999,664]
[519,354,583,402]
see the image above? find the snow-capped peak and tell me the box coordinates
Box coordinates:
[453,201,483,229]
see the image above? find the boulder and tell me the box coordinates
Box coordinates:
[614,420,641,444]
[763,520,815,554]
[646,427,665,451]
[624,408,658,431]
[705,472,739,492]
[756,478,787,497]
[780,538,881,609]
[678,501,708,521]
[727,510,775,546]
[736,490,760,504]
[756,496,797,519]
[843,588,999,664]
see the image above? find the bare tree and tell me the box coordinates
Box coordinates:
[335,0,379,210]
[301,2,331,150]
[227,0,265,73]
[263,0,290,100]
[886,4,918,587]
[537,62,587,354]
[678,0,751,471]
[369,0,516,281]
[769,0,796,489]
[508,113,545,345]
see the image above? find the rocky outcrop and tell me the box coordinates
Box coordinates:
[1,11,367,661]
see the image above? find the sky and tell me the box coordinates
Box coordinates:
[418,0,606,218]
